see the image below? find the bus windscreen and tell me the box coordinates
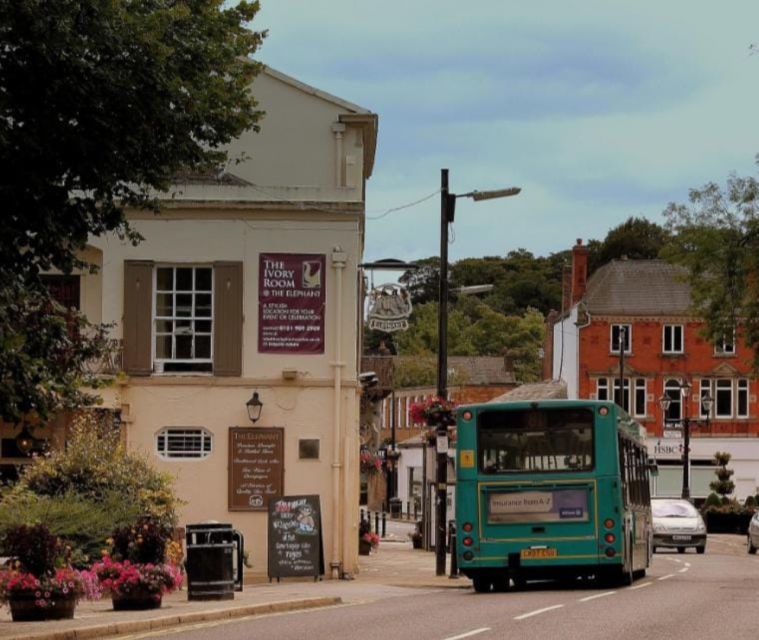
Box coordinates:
[478,408,594,473]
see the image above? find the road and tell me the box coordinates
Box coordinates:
[117,536,758,640]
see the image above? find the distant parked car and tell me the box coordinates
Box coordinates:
[748,511,759,554]
[652,498,707,554]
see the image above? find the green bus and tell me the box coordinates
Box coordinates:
[455,399,653,592]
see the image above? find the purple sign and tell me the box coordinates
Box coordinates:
[259,253,326,354]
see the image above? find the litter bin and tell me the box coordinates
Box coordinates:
[389,497,402,518]
[185,523,244,601]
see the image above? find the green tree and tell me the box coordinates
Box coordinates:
[709,451,736,503]
[588,217,670,274]
[661,161,759,366]
[0,1,266,423]
[399,257,440,305]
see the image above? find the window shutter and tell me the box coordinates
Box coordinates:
[123,260,154,375]
[214,262,243,376]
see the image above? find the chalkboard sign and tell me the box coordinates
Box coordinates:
[267,494,324,581]
[228,427,284,511]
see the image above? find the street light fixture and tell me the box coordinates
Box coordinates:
[658,380,712,500]
[435,169,521,576]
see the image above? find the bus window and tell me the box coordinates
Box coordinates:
[478,408,594,474]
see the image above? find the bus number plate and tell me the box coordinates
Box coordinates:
[520,548,557,559]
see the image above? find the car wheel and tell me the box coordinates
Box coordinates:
[677,547,686,554]
[696,546,705,555]
[748,538,757,555]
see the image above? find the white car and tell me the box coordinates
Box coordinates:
[652,498,707,554]
[748,511,759,554]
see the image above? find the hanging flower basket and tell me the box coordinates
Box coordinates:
[359,450,384,474]
[410,397,458,427]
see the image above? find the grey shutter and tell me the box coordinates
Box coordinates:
[214,262,243,376]
[123,260,154,375]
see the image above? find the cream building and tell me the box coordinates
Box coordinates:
[4,67,377,578]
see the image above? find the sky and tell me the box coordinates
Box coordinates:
[254,1,759,266]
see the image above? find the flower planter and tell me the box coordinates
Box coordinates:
[358,539,372,556]
[8,593,77,622]
[112,590,163,611]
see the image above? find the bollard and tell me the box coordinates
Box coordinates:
[406,502,410,519]
[448,520,459,579]
[382,512,387,538]
[360,508,365,524]
[375,511,380,535]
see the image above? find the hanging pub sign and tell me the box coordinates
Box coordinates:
[259,253,326,353]
[367,283,412,332]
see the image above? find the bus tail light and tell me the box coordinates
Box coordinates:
[603,518,615,529]
[605,547,616,557]
[604,533,616,544]
[463,551,474,561]
[462,522,473,533]
[463,536,474,547]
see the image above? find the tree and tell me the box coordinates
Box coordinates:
[661,160,759,367]
[0,1,266,423]
[399,257,440,305]
[587,217,670,274]
[709,451,736,503]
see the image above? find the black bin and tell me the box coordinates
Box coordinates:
[389,497,402,518]
[185,523,244,601]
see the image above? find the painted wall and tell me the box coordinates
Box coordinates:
[552,307,580,398]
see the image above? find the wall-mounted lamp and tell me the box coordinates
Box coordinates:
[16,425,35,455]
[246,391,263,424]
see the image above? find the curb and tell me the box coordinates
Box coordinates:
[4,597,341,640]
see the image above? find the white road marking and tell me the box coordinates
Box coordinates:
[514,604,565,620]
[443,628,492,640]
[678,567,689,573]
[579,590,616,602]
[658,574,674,581]
[685,562,691,567]
[630,582,652,590]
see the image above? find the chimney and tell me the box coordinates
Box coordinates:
[571,238,588,306]
[561,265,572,312]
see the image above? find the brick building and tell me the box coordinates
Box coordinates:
[549,240,759,500]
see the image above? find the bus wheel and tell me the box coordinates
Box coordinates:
[492,575,510,592]
[512,575,527,590]
[472,576,492,593]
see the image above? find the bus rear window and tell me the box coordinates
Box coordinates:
[478,408,594,473]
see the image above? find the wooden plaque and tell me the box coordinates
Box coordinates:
[228,427,284,511]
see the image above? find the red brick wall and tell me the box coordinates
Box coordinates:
[578,317,758,436]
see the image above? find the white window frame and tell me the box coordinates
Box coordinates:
[633,378,646,418]
[610,324,631,354]
[153,265,214,373]
[737,379,749,418]
[156,427,213,460]
[597,378,609,401]
[699,379,713,419]
[664,379,683,421]
[714,333,736,355]
[662,324,684,354]
[613,378,631,413]
[715,378,733,418]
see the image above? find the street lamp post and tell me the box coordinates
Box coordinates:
[659,380,712,500]
[435,168,521,576]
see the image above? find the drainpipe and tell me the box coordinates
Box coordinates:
[330,246,347,577]
[332,123,346,188]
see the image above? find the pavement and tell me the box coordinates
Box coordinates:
[0,531,747,640]
[0,518,462,640]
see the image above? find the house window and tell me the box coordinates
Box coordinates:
[737,379,749,418]
[663,379,683,421]
[699,379,713,419]
[597,378,609,401]
[662,324,684,354]
[714,333,736,355]
[154,266,213,373]
[156,427,212,459]
[715,379,733,418]
[634,378,646,417]
[613,378,631,413]
[610,324,631,354]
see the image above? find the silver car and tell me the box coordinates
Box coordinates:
[652,498,707,554]
[748,511,759,554]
